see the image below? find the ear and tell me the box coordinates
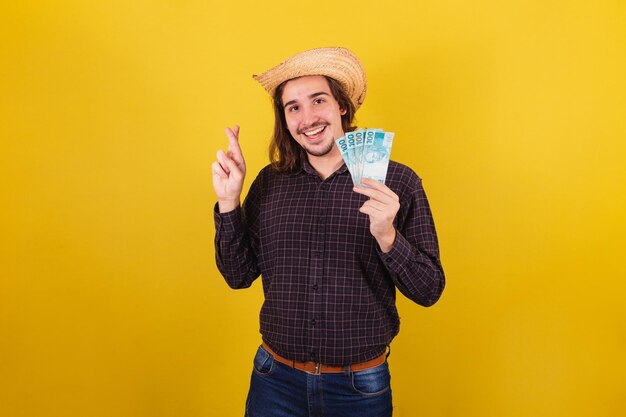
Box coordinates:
[340,107,347,116]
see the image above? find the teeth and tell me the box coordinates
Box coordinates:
[304,126,324,137]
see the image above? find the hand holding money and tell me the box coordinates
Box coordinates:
[337,127,397,250]
[213,125,247,213]
[353,178,400,253]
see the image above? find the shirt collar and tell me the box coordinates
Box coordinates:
[300,158,349,179]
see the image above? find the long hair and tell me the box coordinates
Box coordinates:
[269,76,357,172]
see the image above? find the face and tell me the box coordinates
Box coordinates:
[281,75,346,159]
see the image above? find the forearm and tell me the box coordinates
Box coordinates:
[217,198,240,213]
[379,231,445,307]
[214,204,260,289]
[376,228,396,253]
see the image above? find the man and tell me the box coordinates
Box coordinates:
[212,47,444,417]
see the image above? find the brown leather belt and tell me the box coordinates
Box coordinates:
[262,342,386,375]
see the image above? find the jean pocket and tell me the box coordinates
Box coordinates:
[351,362,391,396]
[252,345,275,376]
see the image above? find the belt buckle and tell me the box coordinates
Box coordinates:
[314,362,321,375]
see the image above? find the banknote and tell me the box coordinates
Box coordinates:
[346,131,360,183]
[359,129,383,183]
[336,128,393,185]
[361,131,394,184]
[353,129,365,185]
[335,134,357,184]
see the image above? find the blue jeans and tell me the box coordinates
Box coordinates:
[245,345,393,417]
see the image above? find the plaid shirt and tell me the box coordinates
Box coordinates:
[214,160,445,366]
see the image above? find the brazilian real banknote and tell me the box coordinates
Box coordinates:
[337,133,358,185]
[361,130,394,184]
[335,128,394,185]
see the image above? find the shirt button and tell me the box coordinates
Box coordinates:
[310,319,316,326]
[312,284,318,291]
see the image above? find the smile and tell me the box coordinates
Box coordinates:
[303,126,326,137]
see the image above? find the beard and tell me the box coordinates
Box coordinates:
[302,139,336,157]
[291,122,337,158]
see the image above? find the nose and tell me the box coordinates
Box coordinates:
[300,104,319,127]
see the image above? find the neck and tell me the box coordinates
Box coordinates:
[307,150,344,180]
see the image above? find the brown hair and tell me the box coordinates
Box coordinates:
[269,76,357,172]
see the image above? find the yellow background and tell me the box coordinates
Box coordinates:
[1,1,625,416]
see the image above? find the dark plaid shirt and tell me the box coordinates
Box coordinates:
[214,160,445,365]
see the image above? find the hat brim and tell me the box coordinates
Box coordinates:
[253,47,367,110]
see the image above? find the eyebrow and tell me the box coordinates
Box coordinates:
[283,92,330,109]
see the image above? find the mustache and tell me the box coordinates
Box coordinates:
[297,121,328,135]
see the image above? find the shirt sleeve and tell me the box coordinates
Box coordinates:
[213,174,263,289]
[378,178,445,307]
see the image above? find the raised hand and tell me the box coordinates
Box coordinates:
[212,125,246,213]
[353,178,400,253]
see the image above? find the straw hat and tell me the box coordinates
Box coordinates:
[253,47,367,110]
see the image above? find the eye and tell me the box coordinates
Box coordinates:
[288,105,299,112]
[313,98,325,105]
